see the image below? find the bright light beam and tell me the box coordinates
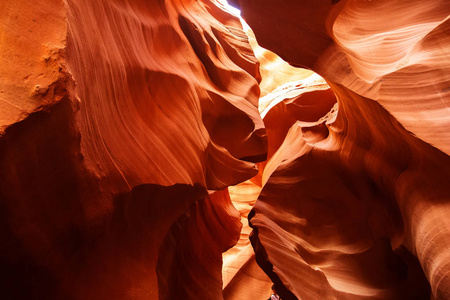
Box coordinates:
[218,0,241,17]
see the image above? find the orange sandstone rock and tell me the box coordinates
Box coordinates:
[2,0,450,299]
[222,180,273,299]
[0,0,266,299]
[234,0,450,299]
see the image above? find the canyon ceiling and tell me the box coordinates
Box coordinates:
[0,0,449,299]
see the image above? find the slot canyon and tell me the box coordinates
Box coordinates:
[1,0,449,299]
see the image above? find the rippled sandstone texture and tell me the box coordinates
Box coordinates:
[0,0,265,298]
[2,0,450,299]
[231,0,450,299]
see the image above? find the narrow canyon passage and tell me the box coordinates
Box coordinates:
[0,0,449,299]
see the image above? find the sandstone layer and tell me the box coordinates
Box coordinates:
[1,0,450,299]
[0,0,266,299]
[231,0,450,299]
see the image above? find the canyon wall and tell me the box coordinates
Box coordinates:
[232,0,450,299]
[1,0,450,299]
[0,0,266,298]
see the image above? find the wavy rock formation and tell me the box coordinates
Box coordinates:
[244,28,315,98]
[65,0,267,191]
[231,0,450,299]
[233,0,450,153]
[0,0,266,299]
[158,189,241,300]
[2,0,450,299]
[222,180,273,300]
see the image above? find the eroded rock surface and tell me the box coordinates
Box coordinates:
[1,0,450,299]
[0,0,265,299]
[232,0,450,299]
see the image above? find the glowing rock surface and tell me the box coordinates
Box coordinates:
[1,0,450,299]
[0,0,265,298]
[232,0,450,299]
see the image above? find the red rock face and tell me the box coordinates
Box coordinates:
[1,0,450,299]
[222,180,273,299]
[65,0,266,191]
[0,0,265,299]
[157,189,241,299]
[233,0,450,299]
